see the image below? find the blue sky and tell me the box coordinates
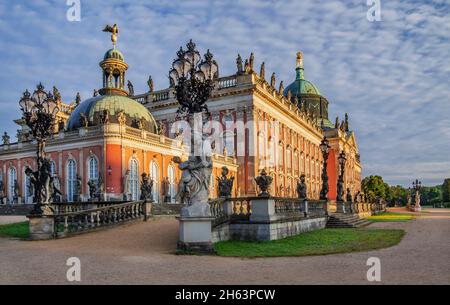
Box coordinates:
[0,0,449,186]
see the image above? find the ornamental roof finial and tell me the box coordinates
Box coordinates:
[102,24,119,48]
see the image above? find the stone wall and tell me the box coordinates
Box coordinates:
[212,217,327,242]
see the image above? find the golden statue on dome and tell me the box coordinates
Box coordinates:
[102,24,119,47]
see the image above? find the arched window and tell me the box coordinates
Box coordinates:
[50,161,56,177]
[294,151,299,176]
[129,159,139,201]
[167,165,176,203]
[88,157,99,182]
[268,138,275,168]
[66,160,77,202]
[278,143,284,168]
[286,147,292,173]
[150,161,159,203]
[8,167,17,203]
[23,168,32,204]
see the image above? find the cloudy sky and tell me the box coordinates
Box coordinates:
[0,0,449,186]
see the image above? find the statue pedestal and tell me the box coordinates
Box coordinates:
[177,216,215,254]
[414,204,421,212]
[27,215,54,240]
[336,201,346,213]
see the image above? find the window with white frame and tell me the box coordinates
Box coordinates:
[150,161,159,203]
[168,165,176,203]
[66,160,77,202]
[88,157,99,182]
[8,167,17,203]
[129,159,139,201]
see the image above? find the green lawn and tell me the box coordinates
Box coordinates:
[0,222,29,239]
[368,212,414,222]
[214,228,405,257]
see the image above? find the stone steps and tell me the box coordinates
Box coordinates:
[326,213,371,228]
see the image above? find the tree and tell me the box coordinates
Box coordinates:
[442,179,450,203]
[362,175,388,203]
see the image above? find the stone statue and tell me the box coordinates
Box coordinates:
[156,122,165,135]
[287,90,292,102]
[296,174,307,200]
[2,132,10,145]
[140,173,153,201]
[414,190,421,206]
[354,191,361,203]
[98,174,104,196]
[93,89,99,97]
[79,113,88,128]
[100,109,109,124]
[244,59,250,73]
[138,117,146,130]
[147,76,154,92]
[87,179,98,200]
[259,61,265,79]
[254,169,273,197]
[344,113,349,132]
[174,153,213,216]
[50,176,62,203]
[75,92,81,106]
[346,188,353,203]
[336,178,344,202]
[270,72,276,88]
[123,170,130,200]
[249,52,254,71]
[236,54,243,73]
[162,177,170,202]
[117,111,126,126]
[127,80,134,96]
[217,166,234,198]
[279,81,284,95]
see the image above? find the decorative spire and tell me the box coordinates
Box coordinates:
[278,81,284,95]
[296,51,304,80]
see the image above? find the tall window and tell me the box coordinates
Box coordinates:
[8,167,17,203]
[50,161,56,177]
[258,132,265,169]
[23,168,32,204]
[129,159,139,201]
[286,148,292,173]
[66,160,77,202]
[278,143,284,168]
[294,152,299,175]
[300,153,304,174]
[167,165,176,203]
[268,139,275,168]
[150,161,159,203]
[224,131,235,156]
[88,157,99,182]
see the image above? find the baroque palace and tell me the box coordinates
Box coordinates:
[0,32,361,206]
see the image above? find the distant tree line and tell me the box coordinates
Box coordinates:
[361,176,450,207]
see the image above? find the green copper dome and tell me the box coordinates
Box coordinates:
[283,55,321,96]
[104,48,124,61]
[67,94,157,132]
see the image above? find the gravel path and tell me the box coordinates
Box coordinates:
[0,210,449,285]
[0,216,28,225]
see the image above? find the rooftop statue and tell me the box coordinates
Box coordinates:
[102,24,119,47]
[147,76,154,93]
[236,54,243,74]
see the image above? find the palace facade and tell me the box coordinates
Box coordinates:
[0,35,361,205]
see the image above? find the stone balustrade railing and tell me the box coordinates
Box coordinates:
[52,201,149,238]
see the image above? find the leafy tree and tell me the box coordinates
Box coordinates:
[443,179,450,203]
[362,175,388,202]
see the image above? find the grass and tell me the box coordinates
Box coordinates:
[0,222,29,239]
[214,228,405,257]
[368,212,414,222]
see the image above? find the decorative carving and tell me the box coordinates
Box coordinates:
[87,179,98,200]
[100,109,109,125]
[217,166,234,198]
[244,59,250,73]
[287,90,292,102]
[254,169,273,197]
[117,110,126,126]
[156,121,165,135]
